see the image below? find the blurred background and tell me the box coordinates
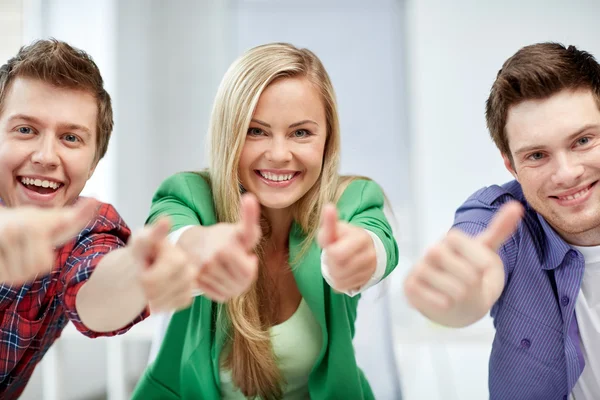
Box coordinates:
[1,0,600,399]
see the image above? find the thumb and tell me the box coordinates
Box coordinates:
[239,192,261,249]
[477,201,524,251]
[130,217,171,266]
[50,198,99,246]
[318,204,338,248]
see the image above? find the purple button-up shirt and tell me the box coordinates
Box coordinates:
[454,180,585,400]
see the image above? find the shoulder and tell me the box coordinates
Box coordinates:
[155,171,212,198]
[81,199,130,241]
[454,180,527,226]
[336,179,384,210]
[153,171,214,207]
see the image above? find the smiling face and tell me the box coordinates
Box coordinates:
[0,77,98,208]
[238,76,327,212]
[504,88,600,244]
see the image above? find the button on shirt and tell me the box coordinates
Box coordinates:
[453,180,585,400]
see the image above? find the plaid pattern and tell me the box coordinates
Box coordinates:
[0,200,149,399]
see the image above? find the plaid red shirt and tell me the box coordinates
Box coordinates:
[0,200,149,399]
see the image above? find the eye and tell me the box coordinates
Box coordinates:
[17,126,33,135]
[528,152,545,161]
[247,127,264,137]
[293,129,311,138]
[577,136,590,146]
[63,134,80,143]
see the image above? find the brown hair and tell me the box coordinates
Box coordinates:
[0,38,113,164]
[485,42,600,160]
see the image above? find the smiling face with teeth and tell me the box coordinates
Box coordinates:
[0,77,98,208]
[238,76,327,214]
[504,89,600,245]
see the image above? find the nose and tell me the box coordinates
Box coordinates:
[265,136,292,164]
[31,135,60,169]
[551,152,584,187]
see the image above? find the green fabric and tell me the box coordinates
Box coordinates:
[132,172,399,400]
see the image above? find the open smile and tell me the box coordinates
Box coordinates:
[254,170,301,188]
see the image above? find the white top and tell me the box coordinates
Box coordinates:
[570,244,600,400]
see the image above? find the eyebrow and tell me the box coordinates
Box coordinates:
[250,119,319,129]
[513,123,600,156]
[7,114,92,138]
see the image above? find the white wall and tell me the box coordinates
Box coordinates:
[399,1,600,399]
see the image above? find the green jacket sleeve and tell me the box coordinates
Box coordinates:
[337,179,399,279]
[146,172,216,230]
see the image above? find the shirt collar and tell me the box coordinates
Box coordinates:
[535,211,576,270]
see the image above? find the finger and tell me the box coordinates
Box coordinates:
[429,241,481,286]
[142,242,187,290]
[146,266,195,312]
[477,201,524,251]
[50,198,99,246]
[219,245,259,284]
[195,275,228,303]
[211,248,257,296]
[330,266,373,292]
[18,232,44,276]
[239,193,261,249]
[415,261,469,303]
[0,225,24,283]
[318,204,338,248]
[197,258,234,299]
[130,218,172,266]
[445,229,498,271]
[324,230,370,268]
[404,276,451,312]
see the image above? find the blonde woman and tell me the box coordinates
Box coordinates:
[132,43,399,400]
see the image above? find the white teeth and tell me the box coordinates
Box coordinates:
[559,187,589,201]
[20,177,60,190]
[259,171,295,182]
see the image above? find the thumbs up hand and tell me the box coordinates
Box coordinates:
[317,204,377,293]
[403,201,524,328]
[0,198,97,285]
[177,193,262,303]
[126,217,197,313]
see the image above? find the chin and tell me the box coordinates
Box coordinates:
[257,195,298,210]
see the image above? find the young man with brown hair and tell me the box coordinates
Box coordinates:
[0,39,197,399]
[405,42,600,400]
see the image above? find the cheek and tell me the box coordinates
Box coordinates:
[237,144,259,184]
[0,141,26,170]
[63,151,96,185]
[298,142,325,172]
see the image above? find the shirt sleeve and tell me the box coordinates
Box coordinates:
[58,202,149,338]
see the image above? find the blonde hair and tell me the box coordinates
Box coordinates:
[207,42,342,399]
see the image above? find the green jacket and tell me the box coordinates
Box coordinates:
[132,172,399,400]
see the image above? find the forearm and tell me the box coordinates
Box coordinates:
[75,248,147,333]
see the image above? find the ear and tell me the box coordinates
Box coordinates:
[502,152,518,180]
